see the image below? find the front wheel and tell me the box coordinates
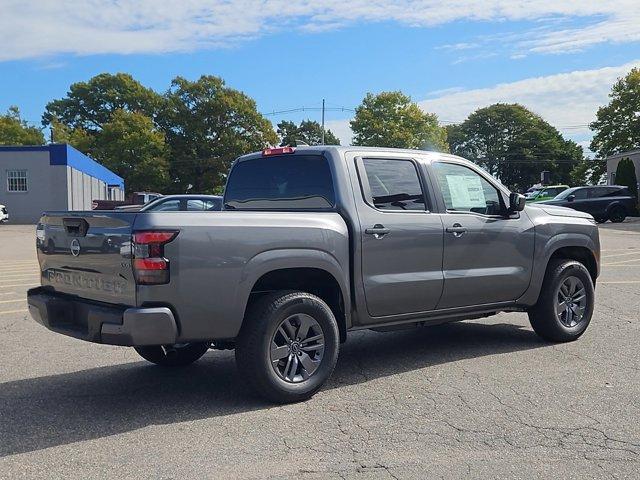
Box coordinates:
[236,291,340,404]
[528,259,594,342]
[134,342,210,366]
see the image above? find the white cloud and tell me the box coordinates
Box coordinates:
[326,61,639,149]
[0,1,638,61]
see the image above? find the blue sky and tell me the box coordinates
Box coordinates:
[1,1,639,152]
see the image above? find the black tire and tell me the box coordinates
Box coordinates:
[594,216,607,224]
[235,291,340,404]
[608,205,626,223]
[134,342,210,367]
[528,259,594,342]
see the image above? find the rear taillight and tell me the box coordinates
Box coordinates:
[132,230,178,285]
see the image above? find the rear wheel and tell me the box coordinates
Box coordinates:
[528,259,594,342]
[594,216,607,224]
[134,342,210,366]
[236,291,339,403]
[609,205,626,223]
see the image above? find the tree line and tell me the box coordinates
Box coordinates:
[1,68,638,194]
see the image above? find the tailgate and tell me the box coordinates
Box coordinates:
[37,211,137,305]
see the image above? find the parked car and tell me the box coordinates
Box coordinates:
[140,195,222,212]
[28,146,600,403]
[0,204,8,223]
[525,185,569,203]
[538,185,636,223]
[92,192,162,210]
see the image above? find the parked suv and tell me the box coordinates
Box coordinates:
[539,185,636,223]
[28,147,600,403]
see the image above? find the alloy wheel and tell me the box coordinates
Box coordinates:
[270,314,325,383]
[555,276,587,327]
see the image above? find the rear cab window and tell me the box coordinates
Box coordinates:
[224,155,335,210]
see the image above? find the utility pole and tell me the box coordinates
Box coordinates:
[321,98,325,145]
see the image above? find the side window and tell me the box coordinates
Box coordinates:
[204,199,221,210]
[433,162,503,215]
[361,159,426,211]
[7,170,28,192]
[573,188,588,200]
[153,199,181,211]
[186,199,207,211]
[589,188,610,198]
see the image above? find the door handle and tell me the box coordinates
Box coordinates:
[446,223,467,237]
[365,224,390,239]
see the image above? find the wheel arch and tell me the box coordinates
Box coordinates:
[518,233,599,306]
[236,249,351,342]
[548,246,598,284]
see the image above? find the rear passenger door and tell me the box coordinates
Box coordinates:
[356,157,444,318]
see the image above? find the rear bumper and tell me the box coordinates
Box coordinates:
[27,287,178,346]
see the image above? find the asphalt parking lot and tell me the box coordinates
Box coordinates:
[0,221,638,479]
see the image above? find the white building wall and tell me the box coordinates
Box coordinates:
[606,151,640,187]
[0,151,69,223]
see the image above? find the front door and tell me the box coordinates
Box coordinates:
[357,157,444,318]
[431,161,535,309]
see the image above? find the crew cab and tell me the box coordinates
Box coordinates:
[27,147,600,403]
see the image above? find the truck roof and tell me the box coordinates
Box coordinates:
[237,145,467,165]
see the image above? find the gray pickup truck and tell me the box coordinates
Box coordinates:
[28,146,600,403]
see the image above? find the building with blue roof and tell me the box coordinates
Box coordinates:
[0,144,125,223]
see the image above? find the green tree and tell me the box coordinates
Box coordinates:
[350,91,447,151]
[447,104,583,191]
[158,75,278,193]
[277,120,340,146]
[43,73,162,131]
[615,157,638,200]
[49,117,94,151]
[90,110,170,193]
[590,68,640,184]
[0,107,45,145]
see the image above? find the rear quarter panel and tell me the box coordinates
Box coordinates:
[133,211,350,341]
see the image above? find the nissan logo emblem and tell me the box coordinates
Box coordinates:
[70,239,81,257]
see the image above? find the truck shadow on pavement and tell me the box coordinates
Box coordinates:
[0,321,546,457]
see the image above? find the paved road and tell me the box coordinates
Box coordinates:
[0,222,638,479]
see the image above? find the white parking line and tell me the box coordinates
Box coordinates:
[599,281,640,284]
[604,258,640,266]
[0,272,39,277]
[601,264,640,267]
[0,308,28,315]
[0,283,38,288]
[0,299,25,304]
[0,291,16,296]
[601,251,640,259]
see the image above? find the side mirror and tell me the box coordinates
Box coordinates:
[567,194,576,202]
[509,192,526,212]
